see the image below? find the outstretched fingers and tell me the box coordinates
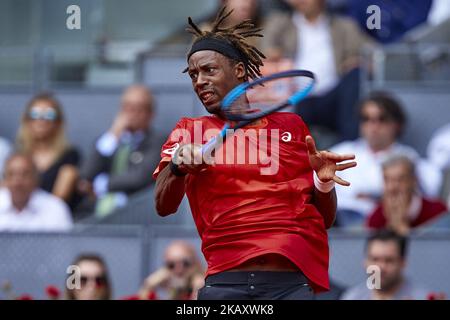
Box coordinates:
[336,161,357,171]
[305,135,318,155]
[323,151,356,162]
[333,175,351,186]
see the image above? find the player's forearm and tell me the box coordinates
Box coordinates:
[313,188,337,229]
[155,164,186,216]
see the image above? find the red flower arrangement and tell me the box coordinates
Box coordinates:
[45,285,61,300]
[427,292,447,300]
[120,291,158,300]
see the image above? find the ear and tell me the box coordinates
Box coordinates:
[234,62,246,81]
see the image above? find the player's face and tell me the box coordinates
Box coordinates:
[188,50,245,115]
[365,240,405,291]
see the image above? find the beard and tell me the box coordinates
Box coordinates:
[380,274,403,292]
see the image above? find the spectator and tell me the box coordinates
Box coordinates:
[331,92,442,226]
[261,0,373,142]
[346,0,433,44]
[0,136,12,179]
[341,230,430,300]
[367,155,447,235]
[0,153,73,232]
[16,93,81,210]
[201,0,263,49]
[65,254,112,300]
[155,1,263,49]
[138,240,205,300]
[78,84,162,216]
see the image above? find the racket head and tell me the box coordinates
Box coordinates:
[221,69,315,122]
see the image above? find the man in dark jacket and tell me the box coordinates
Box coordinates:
[79,85,162,216]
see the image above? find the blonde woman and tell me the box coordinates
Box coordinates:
[16,93,81,209]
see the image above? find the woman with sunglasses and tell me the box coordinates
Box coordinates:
[65,254,112,300]
[16,93,81,210]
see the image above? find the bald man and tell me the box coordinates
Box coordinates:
[0,153,72,231]
[79,85,163,216]
[139,240,205,300]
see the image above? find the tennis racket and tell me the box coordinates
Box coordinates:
[202,69,315,156]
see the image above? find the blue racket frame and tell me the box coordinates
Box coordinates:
[202,69,315,155]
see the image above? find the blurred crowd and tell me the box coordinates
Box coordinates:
[1,234,446,300]
[1,0,449,233]
[0,0,450,300]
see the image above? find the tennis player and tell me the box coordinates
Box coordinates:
[153,8,357,300]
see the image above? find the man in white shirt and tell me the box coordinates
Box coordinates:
[292,11,338,95]
[331,92,442,226]
[0,153,73,232]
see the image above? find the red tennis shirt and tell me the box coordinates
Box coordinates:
[153,112,329,292]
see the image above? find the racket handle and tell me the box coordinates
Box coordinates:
[201,123,230,156]
[201,136,217,156]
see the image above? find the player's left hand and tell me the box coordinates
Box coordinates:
[305,135,357,186]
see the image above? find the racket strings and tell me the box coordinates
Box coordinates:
[221,70,315,122]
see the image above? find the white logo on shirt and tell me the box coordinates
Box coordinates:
[281,132,292,142]
[163,143,180,155]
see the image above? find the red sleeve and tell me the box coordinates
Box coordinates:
[152,118,191,180]
[367,204,387,229]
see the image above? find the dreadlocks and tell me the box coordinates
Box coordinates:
[185,6,266,80]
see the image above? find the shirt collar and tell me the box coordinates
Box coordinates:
[0,188,39,215]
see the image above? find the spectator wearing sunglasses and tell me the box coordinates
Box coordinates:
[330,92,442,227]
[16,93,81,211]
[65,254,112,300]
[138,241,205,300]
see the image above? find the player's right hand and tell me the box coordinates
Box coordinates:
[172,143,211,175]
